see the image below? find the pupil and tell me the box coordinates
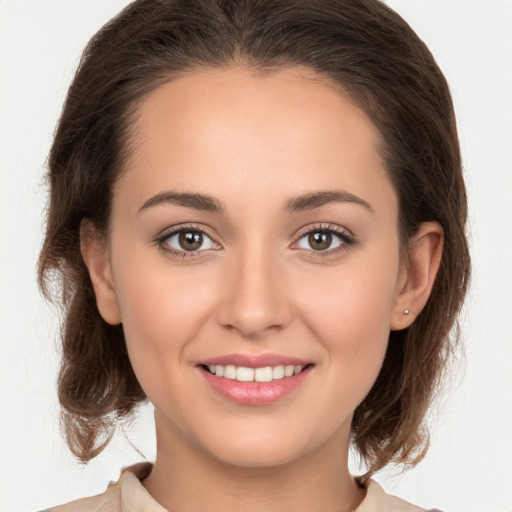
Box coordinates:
[309,231,332,250]
[179,231,202,251]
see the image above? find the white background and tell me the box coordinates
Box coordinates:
[1,1,511,511]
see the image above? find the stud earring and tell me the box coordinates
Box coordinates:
[403,309,410,315]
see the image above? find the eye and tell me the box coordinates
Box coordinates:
[159,228,218,253]
[295,227,354,253]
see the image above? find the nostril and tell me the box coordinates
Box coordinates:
[216,267,292,337]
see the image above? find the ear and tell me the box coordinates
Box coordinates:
[390,222,444,330]
[80,219,122,325]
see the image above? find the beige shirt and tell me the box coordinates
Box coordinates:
[43,463,437,512]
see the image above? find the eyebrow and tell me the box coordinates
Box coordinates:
[285,190,374,214]
[138,189,373,215]
[138,191,225,214]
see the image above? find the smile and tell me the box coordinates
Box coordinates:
[205,364,305,382]
[198,357,313,405]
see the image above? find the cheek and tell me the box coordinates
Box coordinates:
[295,253,400,394]
[110,249,218,378]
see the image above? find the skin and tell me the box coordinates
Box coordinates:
[82,66,443,512]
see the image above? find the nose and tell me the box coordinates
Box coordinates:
[216,245,292,338]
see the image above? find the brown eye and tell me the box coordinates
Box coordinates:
[296,228,351,253]
[160,228,217,254]
[308,231,333,251]
[179,231,203,251]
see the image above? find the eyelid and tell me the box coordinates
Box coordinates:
[154,222,356,258]
[293,223,355,241]
[155,223,222,256]
[291,223,357,254]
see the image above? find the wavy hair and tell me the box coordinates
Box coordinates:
[38,0,470,479]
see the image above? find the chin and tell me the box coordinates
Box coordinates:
[194,421,328,470]
[210,441,307,469]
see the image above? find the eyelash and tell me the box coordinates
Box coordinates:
[292,223,357,257]
[155,224,220,259]
[154,223,357,259]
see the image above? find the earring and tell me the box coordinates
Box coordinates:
[403,309,410,315]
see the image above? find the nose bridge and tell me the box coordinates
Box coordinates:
[217,238,290,337]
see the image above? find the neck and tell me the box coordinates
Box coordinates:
[143,418,365,512]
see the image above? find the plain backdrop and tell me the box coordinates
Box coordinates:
[1,1,511,511]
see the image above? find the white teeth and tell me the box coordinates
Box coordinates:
[255,366,273,382]
[236,367,255,382]
[272,365,285,380]
[206,363,306,382]
[284,365,295,377]
[224,365,237,379]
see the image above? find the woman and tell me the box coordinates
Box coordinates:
[36,0,470,510]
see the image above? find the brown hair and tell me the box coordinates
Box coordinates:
[38,0,470,478]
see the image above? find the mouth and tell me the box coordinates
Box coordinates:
[197,356,314,405]
[201,363,310,383]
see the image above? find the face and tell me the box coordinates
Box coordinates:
[98,67,408,468]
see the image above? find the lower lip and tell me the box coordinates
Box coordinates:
[199,366,312,405]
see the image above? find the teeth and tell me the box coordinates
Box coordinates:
[206,364,306,382]
[255,366,273,382]
[237,367,254,382]
[272,366,285,380]
[224,365,237,379]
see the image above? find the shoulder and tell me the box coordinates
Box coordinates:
[357,479,444,512]
[39,463,166,512]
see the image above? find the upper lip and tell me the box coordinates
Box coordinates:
[199,353,311,368]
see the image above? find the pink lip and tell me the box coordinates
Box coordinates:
[200,353,310,368]
[197,353,313,405]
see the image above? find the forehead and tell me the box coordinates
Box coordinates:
[117,66,395,217]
